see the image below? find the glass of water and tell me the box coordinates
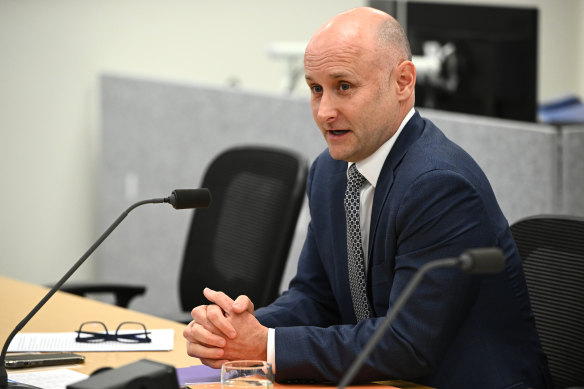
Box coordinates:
[221,360,274,389]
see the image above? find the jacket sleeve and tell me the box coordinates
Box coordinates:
[255,221,342,328]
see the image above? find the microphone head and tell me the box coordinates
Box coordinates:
[459,247,505,274]
[168,189,211,209]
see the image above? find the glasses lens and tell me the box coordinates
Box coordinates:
[115,322,151,343]
[77,321,109,343]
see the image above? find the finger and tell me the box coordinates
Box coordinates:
[200,358,229,369]
[190,305,235,339]
[182,322,195,340]
[206,304,237,339]
[186,341,225,360]
[232,295,254,314]
[191,305,210,323]
[182,320,200,341]
[204,288,236,312]
[184,321,227,348]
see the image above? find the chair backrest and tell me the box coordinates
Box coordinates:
[179,145,308,312]
[510,215,584,389]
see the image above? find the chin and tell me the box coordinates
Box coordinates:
[328,149,353,162]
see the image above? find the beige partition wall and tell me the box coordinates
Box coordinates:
[99,74,584,317]
[562,125,584,216]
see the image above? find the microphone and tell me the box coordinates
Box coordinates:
[337,247,505,389]
[0,189,211,389]
[458,247,505,274]
[167,189,212,210]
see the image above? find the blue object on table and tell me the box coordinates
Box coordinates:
[176,365,221,385]
[538,94,584,124]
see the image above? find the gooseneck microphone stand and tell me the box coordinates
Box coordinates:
[337,247,504,389]
[1,189,210,388]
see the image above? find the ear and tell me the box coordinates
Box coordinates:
[394,60,416,102]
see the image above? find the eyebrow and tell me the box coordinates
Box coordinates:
[305,72,352,82]
[330,72,350,79]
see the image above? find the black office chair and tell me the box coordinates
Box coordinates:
[63,145,308,317]
[510,215,584,389]
[178,145,308,311]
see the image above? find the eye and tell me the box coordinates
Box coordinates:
[311,85,323,94]
[339,83,351,92]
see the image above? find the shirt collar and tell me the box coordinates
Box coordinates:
[349,107,415,188]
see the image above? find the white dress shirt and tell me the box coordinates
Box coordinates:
[266,108,416,372]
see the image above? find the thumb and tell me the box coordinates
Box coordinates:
[232,295,255,314]
[203,287,235,312]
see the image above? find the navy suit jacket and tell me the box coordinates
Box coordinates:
[255,112,551,388]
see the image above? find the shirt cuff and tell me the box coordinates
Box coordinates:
[267,327,276,373]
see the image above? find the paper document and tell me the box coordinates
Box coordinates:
[7,329,174,352]
[8,368,88,389]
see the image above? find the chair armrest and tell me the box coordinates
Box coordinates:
[60,283,146,308]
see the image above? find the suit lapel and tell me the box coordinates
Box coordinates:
[367,112,426,265]
[329,161,350,270]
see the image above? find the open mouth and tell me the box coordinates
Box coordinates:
[329,130,349,135]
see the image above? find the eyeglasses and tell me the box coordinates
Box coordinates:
[75,321,152,343]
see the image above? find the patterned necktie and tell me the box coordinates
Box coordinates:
[345,164,372,321]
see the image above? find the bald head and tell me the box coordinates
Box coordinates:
[376,11,412,62]
[306,7,411,69]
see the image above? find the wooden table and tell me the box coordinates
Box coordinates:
[1,275,194,375]
[0,275,430,388]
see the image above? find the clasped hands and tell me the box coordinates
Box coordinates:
[183,287,269,368]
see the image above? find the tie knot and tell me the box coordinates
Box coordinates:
[348,164,367,189]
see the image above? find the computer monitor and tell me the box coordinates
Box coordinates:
[370,1,538,122]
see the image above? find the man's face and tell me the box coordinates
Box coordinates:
[304,38,401,162]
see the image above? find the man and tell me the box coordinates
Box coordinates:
[183,7,551,388]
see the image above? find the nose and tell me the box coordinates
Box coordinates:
[316,92,338,123]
